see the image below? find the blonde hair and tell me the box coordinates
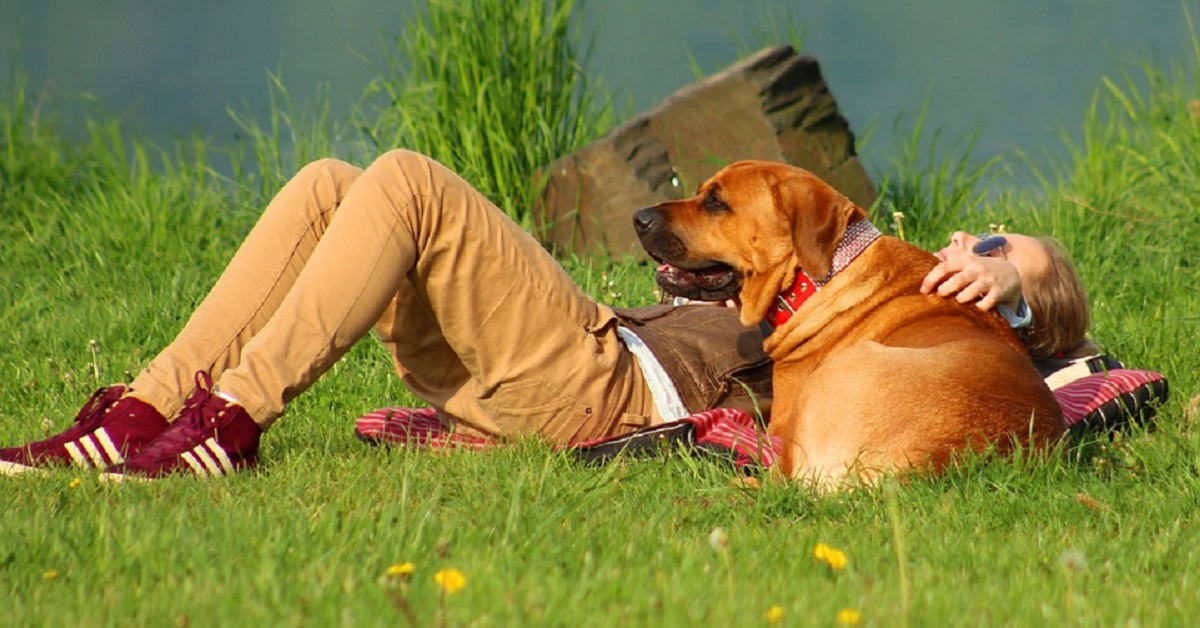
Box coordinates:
[1023,236,1097,359]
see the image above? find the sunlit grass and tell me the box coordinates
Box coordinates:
[2,0,1199,625]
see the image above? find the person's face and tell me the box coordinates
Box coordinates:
[935,231,1051,283]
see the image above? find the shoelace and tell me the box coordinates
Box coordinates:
[179,370,236,437]
[145,371,232,454]
[72,385,126,428]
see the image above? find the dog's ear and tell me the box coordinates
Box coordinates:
[779,171,868,281]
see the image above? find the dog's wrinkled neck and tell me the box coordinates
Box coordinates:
[762,219,882,331]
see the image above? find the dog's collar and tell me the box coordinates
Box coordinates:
[764,219,882,330]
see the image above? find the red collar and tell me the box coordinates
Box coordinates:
[763,219,882,330]
[764,272,818,328]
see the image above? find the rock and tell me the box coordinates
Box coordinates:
[535,45,877,257]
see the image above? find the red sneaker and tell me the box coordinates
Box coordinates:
[1,386,169,476]
[101,371,262,482]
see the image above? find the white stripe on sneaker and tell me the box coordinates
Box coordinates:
[94,427,125,465]
[180,451,208,476]
[191,443,223,477]
[78,435,108,467]
[64,441,90,467]
[204,438,235,474]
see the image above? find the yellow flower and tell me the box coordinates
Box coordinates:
[386,562,416,578]
[812,543,848,570]
[765,605,785,624]
[43,570,59,581]
[69,478,82,489]
[836,608,862,625]
[434,567,466,594]
[825,548,847,570]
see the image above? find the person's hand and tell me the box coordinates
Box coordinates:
[920,250,1023,311]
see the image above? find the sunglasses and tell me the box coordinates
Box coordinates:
[971,233,1009,258]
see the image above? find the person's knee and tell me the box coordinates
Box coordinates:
[360,150,446,207]
[287,158,362,212]
[376,148,434,169]
[369,149,441,185]
[297,157,360,189]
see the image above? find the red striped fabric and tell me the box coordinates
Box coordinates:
[1052,369,1165,428]
[683,408,780,467]
[354,368,1165,465]
[355,405,777,463]
[354,407,493,451]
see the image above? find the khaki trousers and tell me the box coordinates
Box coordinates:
[131,150,656,443]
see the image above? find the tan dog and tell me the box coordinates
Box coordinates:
[633,160,1065,489]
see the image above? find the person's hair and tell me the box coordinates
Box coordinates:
[1023,236,1097,359]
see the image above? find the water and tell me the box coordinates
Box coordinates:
[2,0,1195,185]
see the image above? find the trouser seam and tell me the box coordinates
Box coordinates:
[208,203,337,370]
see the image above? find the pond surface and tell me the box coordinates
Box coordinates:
[2,0,1195,186]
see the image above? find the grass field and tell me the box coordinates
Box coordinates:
[3,1,1200,626]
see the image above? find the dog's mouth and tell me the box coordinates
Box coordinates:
[654,260,741,301]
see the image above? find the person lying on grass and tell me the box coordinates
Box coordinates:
[0,150,1100,480]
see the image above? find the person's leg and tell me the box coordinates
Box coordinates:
[101,149,656,480]
[131,158,363,418]
[1,158,365,476]
[216,150,656,444]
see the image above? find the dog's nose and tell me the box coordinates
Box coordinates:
[632,208,659,236]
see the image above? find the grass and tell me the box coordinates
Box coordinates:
[2,0,1200,625]
[355,0,610,234]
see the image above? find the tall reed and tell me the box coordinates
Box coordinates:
[873,96,1005,250]
[357,0,610,231]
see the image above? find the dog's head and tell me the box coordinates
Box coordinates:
[633,160,868,326]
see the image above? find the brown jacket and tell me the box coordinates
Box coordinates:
[613,305,773,421]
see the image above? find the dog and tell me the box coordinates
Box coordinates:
[633,160,1065,489]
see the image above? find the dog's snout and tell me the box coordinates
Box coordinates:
[632,207,661,237]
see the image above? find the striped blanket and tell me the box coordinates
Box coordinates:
[354,369,1167,467]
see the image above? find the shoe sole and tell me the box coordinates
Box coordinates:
[2,427,133,478]
[97,472,153,484]
[0,460,48,477]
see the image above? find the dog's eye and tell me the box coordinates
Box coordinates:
[703,191,730,214]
